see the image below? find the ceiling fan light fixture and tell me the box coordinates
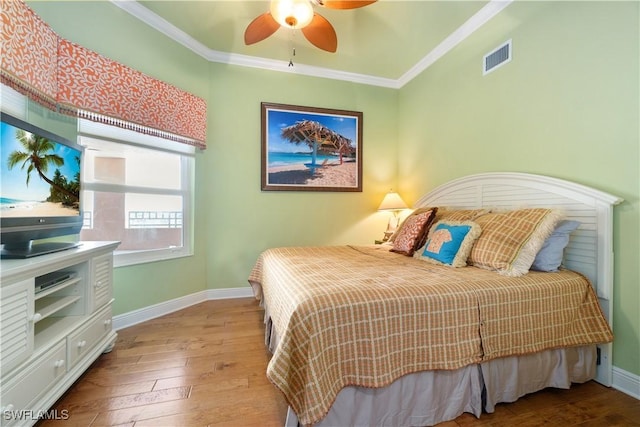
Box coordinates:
[270,0,314,29]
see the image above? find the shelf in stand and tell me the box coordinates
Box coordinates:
[34,295,81,322]
[34,315,84,351]
[35,276,81,300]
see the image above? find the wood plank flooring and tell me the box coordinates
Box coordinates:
[39,298,639,427]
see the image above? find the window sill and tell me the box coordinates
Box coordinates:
[114,247,193,268]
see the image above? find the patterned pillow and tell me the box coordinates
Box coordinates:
[468,208,564,276]
[389,207,436,243]
[434,208,491,223]
[390,209,437,256]
[415,220,482,267]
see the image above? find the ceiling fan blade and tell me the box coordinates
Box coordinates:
[319,0,376,10]
[244,13,280,45]
[301,13,337,53]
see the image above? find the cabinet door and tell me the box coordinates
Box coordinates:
[0,279,34,376]
[90,253,113,312]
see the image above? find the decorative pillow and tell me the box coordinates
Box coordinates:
[468,208,564,276]
[390,209,437,256]
[389,207,436,243]
[531,220,580,272]
[435,208,491,223]
[414,220,482,267]
[391,208,485,243]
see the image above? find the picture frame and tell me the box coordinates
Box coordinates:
[261,102,363,192]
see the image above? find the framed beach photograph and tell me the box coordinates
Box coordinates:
[261,102,363,192]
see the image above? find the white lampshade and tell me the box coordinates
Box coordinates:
[270,0,314,29]
[378,191,408,211]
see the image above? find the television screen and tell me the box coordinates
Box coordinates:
[1,113,83,258]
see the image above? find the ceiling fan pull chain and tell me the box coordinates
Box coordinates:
[288,29,297,67]
[289,47,295,67]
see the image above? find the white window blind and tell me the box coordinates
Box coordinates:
[1,84,28,118]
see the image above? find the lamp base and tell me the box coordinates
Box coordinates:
[381,214,400,242]
[381,231,394,242]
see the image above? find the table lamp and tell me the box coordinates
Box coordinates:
[378,191,408,242]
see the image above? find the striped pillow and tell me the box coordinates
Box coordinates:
[434,208,490,223]
[469,208,563,276]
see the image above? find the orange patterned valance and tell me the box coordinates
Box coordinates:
[57,40,207,147]
[1,0,58,109]
[0,0,207,148]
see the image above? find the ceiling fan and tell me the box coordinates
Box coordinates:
[244,0,377,53]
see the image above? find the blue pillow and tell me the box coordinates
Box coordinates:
[416,221,482,267]
[531,220,580,272]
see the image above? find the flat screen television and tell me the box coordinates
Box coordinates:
[1,112,84,259]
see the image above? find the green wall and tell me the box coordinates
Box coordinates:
[27,1,639,378]
[397,1,639,377]
[205,64,398,289]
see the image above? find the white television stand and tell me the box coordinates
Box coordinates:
[0,241,119,426]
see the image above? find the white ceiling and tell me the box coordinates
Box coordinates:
[112,0,513,88]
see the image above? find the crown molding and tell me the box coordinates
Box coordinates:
[202,49,401,88]
[111,0,212,59]
[398,0,513,87]
[111,0,512,89]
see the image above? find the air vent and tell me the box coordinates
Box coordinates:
[483,39,512,75]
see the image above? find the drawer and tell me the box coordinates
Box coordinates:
[0,340,66,427]
[67,304,113,369]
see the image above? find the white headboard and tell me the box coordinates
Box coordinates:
[415,172,623,386]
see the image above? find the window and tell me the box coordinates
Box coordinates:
[78,119,195,267]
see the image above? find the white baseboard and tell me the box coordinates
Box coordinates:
[612,366,640,400]
[112,287,640,402]
[112,286,253,331]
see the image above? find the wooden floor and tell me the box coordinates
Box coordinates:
[39,298,639,427]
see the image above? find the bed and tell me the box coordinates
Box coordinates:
[248,172,623,427]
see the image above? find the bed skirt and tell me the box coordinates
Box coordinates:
[263,313,597,427]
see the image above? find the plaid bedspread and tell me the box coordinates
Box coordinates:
[248,245,612,425]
